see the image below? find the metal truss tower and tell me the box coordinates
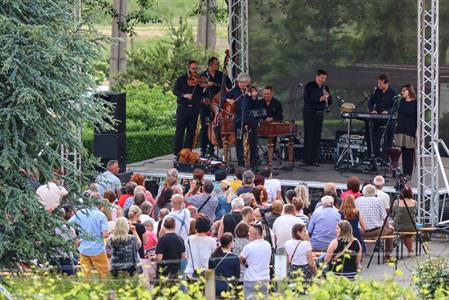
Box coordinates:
[228,0,249,82]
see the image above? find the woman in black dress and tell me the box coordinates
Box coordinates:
[394,84,417,177]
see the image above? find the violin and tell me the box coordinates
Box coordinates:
[187,71,209,88]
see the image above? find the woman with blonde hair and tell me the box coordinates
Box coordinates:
[324,220,362,280]
[128,205,147,259]
[339,194,366,252]
[107,217,142,277]
[295,184,311,215]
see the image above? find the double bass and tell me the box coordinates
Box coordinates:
[207,50,231,148]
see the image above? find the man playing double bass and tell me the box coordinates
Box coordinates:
[200,57,232,158]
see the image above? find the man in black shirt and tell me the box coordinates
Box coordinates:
[261,86,283,122]
[301,69,332,166]
[155,216,185,277]
[172,60,202,157]
[367,74,398,161]
[200,57,232,157]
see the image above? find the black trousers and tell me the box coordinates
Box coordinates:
[303,110,323,164]
[366,121,395,160]
[174,106,199,155]
[235,121,258,168]
[401,147,414,176]
[200,105,213,154]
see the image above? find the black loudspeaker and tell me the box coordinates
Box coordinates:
[96,92,126,134]
[94,133,126,173]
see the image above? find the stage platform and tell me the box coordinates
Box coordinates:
[127,151,449,197]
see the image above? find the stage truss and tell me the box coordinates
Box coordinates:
[229,0,446,225]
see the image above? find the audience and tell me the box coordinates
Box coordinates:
[218,197,244,238]
[127,205,147,259]
[293,197,309,225]
[155,217,185,278]
[285,223,317,281]
[266,200,283,229]
[186,180,218,224]
[340,176,361,202]
[162,194,190,241]
[95,160,122,198]
[308,196,341,251]
[118,181,137,208]
[340,194,366,253]
[130,173,155,205]
[373,175,391,211]
[229,166,245,192]
[393,185,417,256]
[156,177,177,209]
[295,184,311,215]
[237,170,255,195]
[142,219,158,251]
[104,190,123,220]
[273,204,304,249]
[260,166,282,203]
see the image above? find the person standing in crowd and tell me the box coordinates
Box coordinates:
[107,217,142,277]
[156,176,177,210]
[225,73,260,170]
[142,219,158,251]
[69,195,109,278]
[209,233,241,297]
[394,84,418,178]
[340,194,366,253]
[308,196,341,251]
[53,208,76,275]
[237,170,255,195]
[301,69,332,167]
[295,184,311,216]
[200,56,232,158]
[393,185,417,257]
[293,197,309,226]
[340,176,361,202]
[260,166,282,203]
[155,208,169,237]
[184,216,217,276]
[356,184,394,260]
[229,166,245,192]
[265,200,283,229]
[240,224,272,299]
[232,222,251,282]
[127,205,147,259]
[373,175,391,211]
[160,194,191,241]
[155,217,186,278]
[118,181,137,208]
[139,201,154,224]
[186,180,218,224]
[218,197,244,238]
[285,223,317,282]
[241,206,255,225]
[95,160,121,198]
[130,173,155,205]
[103,190,123,221]
[273,204,304,250]
[367,74,398,161]
[324,220,362,280]
[213,169,231,220]
[124,192,146,218]
[172,60,202,157]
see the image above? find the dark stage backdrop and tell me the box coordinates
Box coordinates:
[248,0,449,139]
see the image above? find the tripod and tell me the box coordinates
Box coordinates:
[367,173,428,269]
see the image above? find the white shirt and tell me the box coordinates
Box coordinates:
[264,179,281,203]
[240,239,272,281]
[376,189,391,210]
[184,235,216,275]
[164,209,191,241]
[285,239,312,266]
[95,170,121,197]
[36,182,68,211]
[140,214,155,225]
[272,214,305,249]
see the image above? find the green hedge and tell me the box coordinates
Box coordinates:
[83,129,175,163]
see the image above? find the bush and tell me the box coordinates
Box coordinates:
[83,129,174,163]
[413,255,449,299]
[121,82,176,131]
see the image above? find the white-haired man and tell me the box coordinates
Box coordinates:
[356,184,394,259]
[160,194,190,241]
[308,195,341,251]
[373,175,391,211]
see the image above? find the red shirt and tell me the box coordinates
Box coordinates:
[117,193,132,208]
[340,190,362,203]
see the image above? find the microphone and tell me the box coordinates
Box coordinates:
[372,87,377,94]
[323,87,330,113]
[393,94,401,99]
[297,83,304,87]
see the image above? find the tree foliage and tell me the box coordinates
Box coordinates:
[0,0,110,268]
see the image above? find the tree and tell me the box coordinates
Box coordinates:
[0,0,110,267]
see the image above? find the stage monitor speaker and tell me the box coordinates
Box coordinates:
[95,92,126,134]
[94,133,126,173]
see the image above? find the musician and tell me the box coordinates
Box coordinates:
[367,74,398,160]
[199,57,232,157]
[394,84,417,177]
[224,73,259,170]
[172,60,202,157]
[301,69,332,167]
[261,86,283,122]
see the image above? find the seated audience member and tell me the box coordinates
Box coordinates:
[107,217,142,277]
[104,190,123,221]
[161,194,190,241]
[229,166,245,192]
[142,219,158,251]
[95,160,122,198]
[373,175,391,211]
[323,182,338,208]
[324,220,362,280]
[130,173,155,204]
[356,184,393,260]
[186,180,218,224]
[340,176,361,202]
[308,196,341,251]
[260,166,282,203]
[237,170,255,195]
[340,194,366,253]
[266,200,283,229]
[273,204,304,249]
[232,221,251,281]
[128,205,147,259]
[184,216,217,276]
[293,197,309,226]
[241,206,254,225]
[295,184,311,215]
[393,185,417,256]
[140,201,155,224]
[209,233,240,297]
[118,181,137,208]
[285,223,317,281]
[218,197,244,238]
[155,217,185,278]
[36,175,68,212]
[240,224,272,299]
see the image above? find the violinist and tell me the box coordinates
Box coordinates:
[172,60,202,157]
[224,73,259,170]
[200,57,232,158]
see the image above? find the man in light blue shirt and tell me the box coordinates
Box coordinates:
[69,199,109,278]
[95,160,122,197]
[186,180,218,224]
[308,195,341,251]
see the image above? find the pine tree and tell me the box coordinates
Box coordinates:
[0,0,111,268]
